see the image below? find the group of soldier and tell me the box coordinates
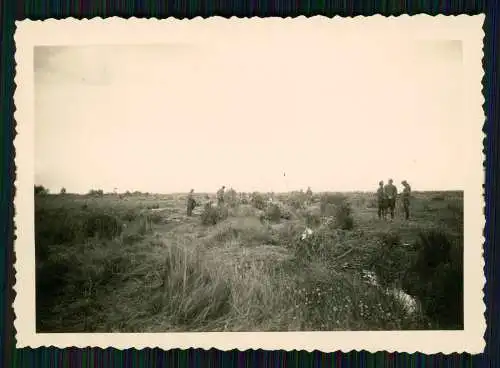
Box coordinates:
[186,181,412,221]
[377,179,412,220]
[186,186,226,217]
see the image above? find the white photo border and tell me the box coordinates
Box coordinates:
[13,15,486,354]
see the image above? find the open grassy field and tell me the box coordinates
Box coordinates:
[35,190,464,332]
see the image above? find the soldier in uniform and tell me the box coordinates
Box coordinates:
[377,181,387,219]
[401,180,412,220]
[216,186,226,206]
[186,189,197,216]
[305,187,313,205]
[384,179,398,220]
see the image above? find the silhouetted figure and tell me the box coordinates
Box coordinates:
[401,180,412,220]
[216,186,225,206]
[377,181,387,219]
[186,189,197,216]
[384,179,398,220]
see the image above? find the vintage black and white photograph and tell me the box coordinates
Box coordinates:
[14,16,485,353]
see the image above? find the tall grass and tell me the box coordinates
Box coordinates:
[35,191,464,332]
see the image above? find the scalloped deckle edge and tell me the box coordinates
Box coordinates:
[12,14,486,354]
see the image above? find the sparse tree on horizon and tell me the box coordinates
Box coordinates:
[34,185,49,196]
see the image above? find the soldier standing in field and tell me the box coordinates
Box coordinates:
[217,186,226,206]
[384,179,398,220]
[305,186,313,205]
[186,189,197,216]
[401,180,412,220]
[377,181,387,220]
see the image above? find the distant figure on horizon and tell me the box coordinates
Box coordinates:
[384,179,398,220]
[186,189,197,217]
[377,181,387,220]
[217,186,226,206]
[305,187,313,204]
[401,180,412,220]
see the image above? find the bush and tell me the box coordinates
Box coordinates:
[88,189,104,197]
[265,204,282,223]
[35,185,49,196]
[251,192,267,210]
[333,201,354,230]
[304,211,322,228]
[368,232,409,288]
[290,264,422,330]
[287,191,307,210]
[320,193,347,216]
[291,227,340,262]
[224,188,239,208]
[201,204,229,226]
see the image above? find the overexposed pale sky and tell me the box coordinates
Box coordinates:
[35,37,464,194]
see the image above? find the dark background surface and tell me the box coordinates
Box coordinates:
[1,0,496,367]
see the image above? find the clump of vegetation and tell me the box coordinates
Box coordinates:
[34,185,50,196]
[304,211,321,228]
[286,191,307,210]
[288,226,346,263]
[368,232,409,288]
[85,213,123,239]
[201,204,229,226]
[155,244,233,327]
[289,263,422,330]
[121,210,138,222]
[320,193,347,216]
[224,188,239,208]
[60,187,67,194]
[333,201,354,230]
[88,189,104,197]
[250,192,267,210]
[137,215,153,235]
[265,204,282,223]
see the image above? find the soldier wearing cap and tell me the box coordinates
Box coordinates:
[377,180,387,219]
[217,186,226,207]
[186,189,197,216]
[401,180,412,220]
[384,179,398,220]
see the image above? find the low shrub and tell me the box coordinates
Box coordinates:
[286,192,307,210]
[368,232,409,289]
[224,188,239,208]
[265,204,282,223]
[201,204,229,226]
[250,192,267,210]
[304,212,322,228]
[334,201,354,230]
[320,193,347,216]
